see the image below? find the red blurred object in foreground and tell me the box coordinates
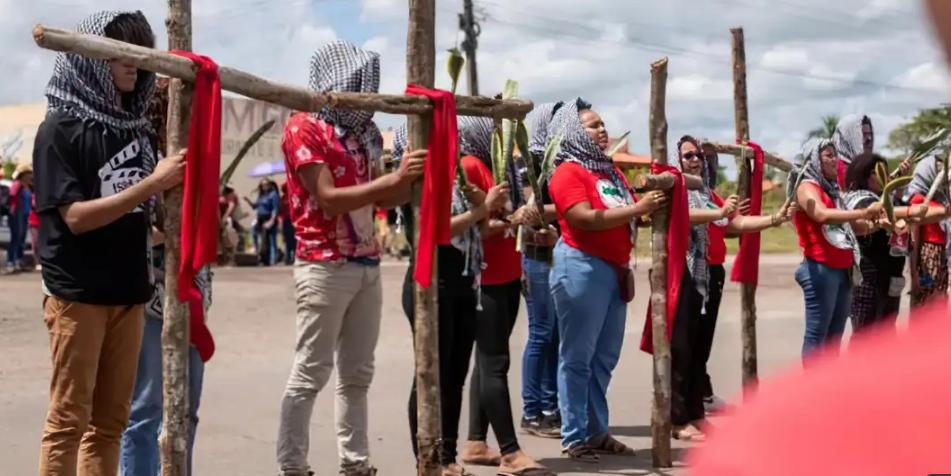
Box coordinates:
[689,301,951,476]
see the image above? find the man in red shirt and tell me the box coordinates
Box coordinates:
[275,41,424,476]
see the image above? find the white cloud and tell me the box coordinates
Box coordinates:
[897,62,951,92]
[761,46,810,71]
[668,75,731,101]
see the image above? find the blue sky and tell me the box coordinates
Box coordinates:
[4,0,950,176]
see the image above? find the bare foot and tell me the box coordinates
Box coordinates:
[460,440,501,466]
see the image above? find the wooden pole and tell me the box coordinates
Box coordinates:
[407,1,441,475]
[704,142,792,172]
[160,1,191,475]
[730,27,758,393]
[648,57,673,469]
[634,172,705,191]
[31,25,530,119]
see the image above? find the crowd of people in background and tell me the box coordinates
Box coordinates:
[18,7,951,476]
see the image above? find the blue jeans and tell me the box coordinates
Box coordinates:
[120,318,204,476]
[550,241,626,448]
[795,258,852,358]
[6,211,26,266]
[521,256,559,418]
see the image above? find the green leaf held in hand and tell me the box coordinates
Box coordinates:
[447,48,465,95]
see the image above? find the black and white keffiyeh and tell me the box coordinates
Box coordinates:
[800,138,841,201]
[310,40,383,164]
[676,137,720,300]
[46,11,156,133]
[392,123,484,282]
[547,97,632,205]
[905,155,949,206]
[526,101,564,160]
[458,115,494,164]
[45,10,156,172]
[832,114,872,164]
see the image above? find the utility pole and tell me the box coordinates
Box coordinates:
[459,0,480,96]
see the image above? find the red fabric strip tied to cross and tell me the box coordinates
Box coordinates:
[640,163,689,354]
[170,51,220,362]
[731,139,765,285]
[404,85,458,288]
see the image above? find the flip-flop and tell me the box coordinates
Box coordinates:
[497,466,554,476]
[672,426,707,442]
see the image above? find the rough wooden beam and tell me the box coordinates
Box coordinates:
[634,172,704,191]
[704,141,792,172]
[648,56,673,469]
[159,1,191,475]
[32,24,532,119]
[407,1,441,475]
[731,27,758,394]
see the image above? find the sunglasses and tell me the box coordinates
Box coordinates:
[682,151,704,161]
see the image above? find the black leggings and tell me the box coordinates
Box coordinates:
[467,280,522,455]
[698,264,726,399]
[402,268,477,465]
[671,270,706,426]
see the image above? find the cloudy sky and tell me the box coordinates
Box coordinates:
[4,0,950,174]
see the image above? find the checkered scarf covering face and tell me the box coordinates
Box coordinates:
[46,11,156,135]
[458,115,494,164]
[309,40,383,163]
[391,123,483,280]
[548,97,632,205]
[832,114,871,165]
[526,101,563,161]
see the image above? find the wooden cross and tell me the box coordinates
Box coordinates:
[33,1,531,475]
[703,28,794,397]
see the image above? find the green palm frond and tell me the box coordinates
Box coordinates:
[220,119,276,190]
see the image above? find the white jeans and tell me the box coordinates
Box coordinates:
[277,260,382,475]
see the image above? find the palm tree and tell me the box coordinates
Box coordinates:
[805,114,840,141]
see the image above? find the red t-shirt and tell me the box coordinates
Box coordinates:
[793,182,854,269]
[281,113,380,262]
[461,156,522,285]
[909,194,947,245]
[548,162,633,267]
[707,192,728,266]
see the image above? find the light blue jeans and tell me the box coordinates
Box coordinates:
[521,255,559,418]
[119,318,204,476]
[795,258,852,358]
[550,241,626,449]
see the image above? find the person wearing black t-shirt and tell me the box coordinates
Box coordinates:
[32,11,184,475]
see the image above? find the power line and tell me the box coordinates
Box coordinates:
[472,7,935,94]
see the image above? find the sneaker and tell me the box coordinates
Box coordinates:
[543,411,562,432]
[703,395,735,415]
[521,415,561,439]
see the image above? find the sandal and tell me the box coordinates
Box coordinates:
[588,434,635,455]
[672,424,707,442]
[460,442,502,467]
[442,463,474,476]
[497,466,554,476]
[561,443,599,463]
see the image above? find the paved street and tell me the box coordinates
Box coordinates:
[0,255,840,475]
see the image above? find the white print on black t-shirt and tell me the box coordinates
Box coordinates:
[98,139,147,212]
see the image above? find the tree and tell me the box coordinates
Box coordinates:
[805,114,840,141]
[887,106,951,156]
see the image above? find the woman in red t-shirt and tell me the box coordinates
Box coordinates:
[674,136,795,440]
[547,98,665,461]
[904,156,951,307]
[793,139,881,358]
[455,116,552,476]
